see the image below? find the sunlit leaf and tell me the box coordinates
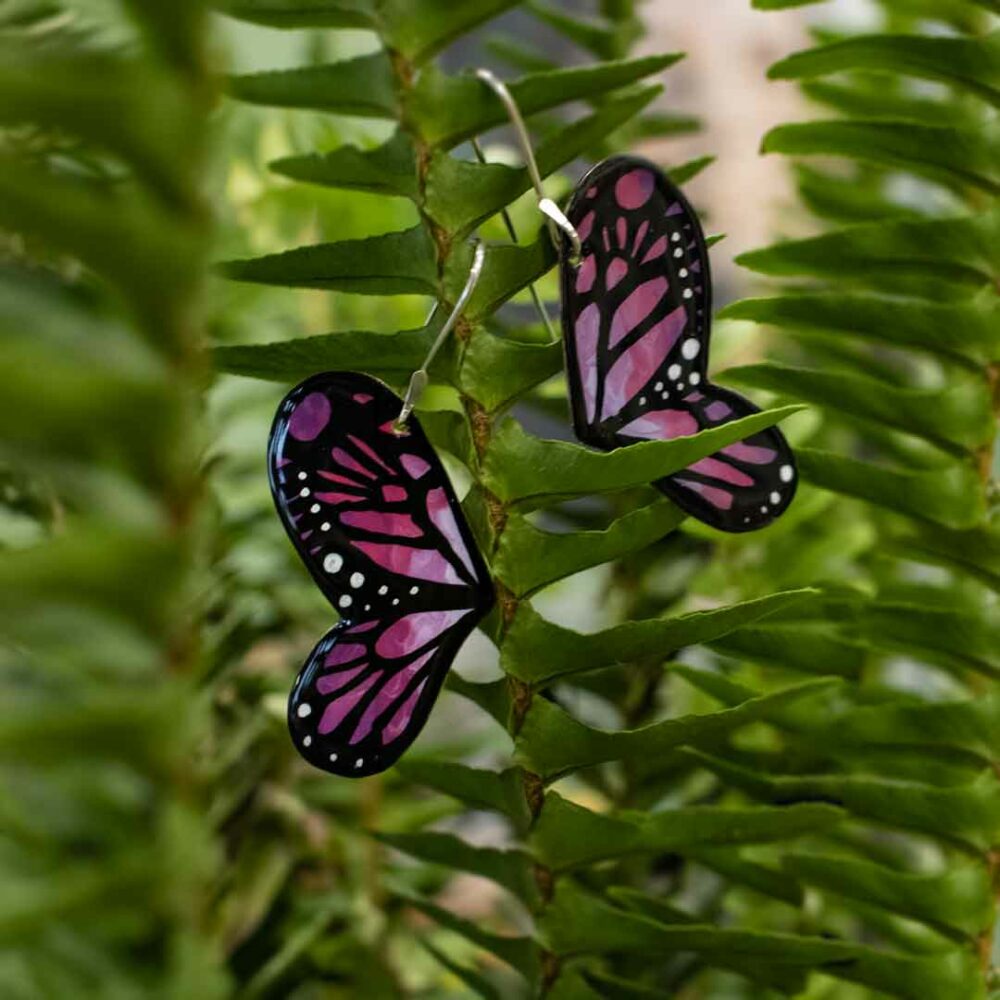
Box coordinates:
[495,502,685,598]
[219,225,436,294]
[797,448,985,530]
[688,749,1000,852]
[213,0,376,28]
[458,327,563,413]
[720,293,999,366]
[396,760,532,832]
[784,853,993,938]
[424,87,661,236]
[402,893,541,983]
[727,362,995,452]
[269,129,418,199]
[516,677,835,778]
[769,33,1000,107]
[504,589,815,684]
[483,407,804,504]
[379,0,525,64]
[408,54,683,148]
[377,831,539,906]
[542,882,983,1000]
[735,212,999,293]
[531,791,843,869]
[761,120,1000,196]
[227,52,397,117]
[213,325,434,384]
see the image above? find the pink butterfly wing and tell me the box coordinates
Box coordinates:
[287,609,479,776]
[269,373,494,776]
[560,156,797,532]
[616,385,797,532]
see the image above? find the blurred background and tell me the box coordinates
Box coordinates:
[3,0,995,997]
[207,3,890,995]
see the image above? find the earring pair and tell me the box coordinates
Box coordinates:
[267,73,797,777]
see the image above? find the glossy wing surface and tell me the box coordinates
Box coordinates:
[269,372,494,775]
[561,155,797,531]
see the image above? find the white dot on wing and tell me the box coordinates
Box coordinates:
[671,233,681,242]
[681,338,700,360]
[409,586,419,595]
[770,491,781,505]
[310,503,320,514]
[673,248,683,258]
[683,288,693,299]
[355,758,363,768]
[299,488,310,498]
[324,553,343,574]
[780,464,794,483]
[321,522,330,531]
[298,472,307,481]
[350,572,365,589]
[760,506,768,514]
[667,364,681,380]
[378,585,388,595]
[392,598,400,606]
[339,594,353,609]
[654,381,663,391]
[690,372,701,385]
[329,753,338,762]
[303,735,312,747]
[297,703,311,718]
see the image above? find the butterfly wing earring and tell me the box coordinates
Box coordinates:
[559,157,797,532]
[472,70,796,533]
[268,246,494,778]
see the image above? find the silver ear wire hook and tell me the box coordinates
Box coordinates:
[474,67,582,264]
[539,197,582,261]
[394,240,487,434]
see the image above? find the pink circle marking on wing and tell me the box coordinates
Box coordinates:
[615,169,655,210]
[288,392,331,441]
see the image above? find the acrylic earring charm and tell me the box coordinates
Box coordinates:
[473,73,796,533]
[559,157,797,532]
[268,244,495,778]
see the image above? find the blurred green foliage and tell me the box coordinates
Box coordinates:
[1,0,997,998]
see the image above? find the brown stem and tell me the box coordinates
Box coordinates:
[977,361,999,487]
[978,359,999,973]
[389,47,561,992]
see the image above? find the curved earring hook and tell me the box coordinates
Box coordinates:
[394,240,487,433]
[474,67,582,264]
[397,70,584,430]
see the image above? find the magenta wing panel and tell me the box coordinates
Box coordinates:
[560,156,797,532]
[269,372,494,777]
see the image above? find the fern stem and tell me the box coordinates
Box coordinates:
[386,43,560,994]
